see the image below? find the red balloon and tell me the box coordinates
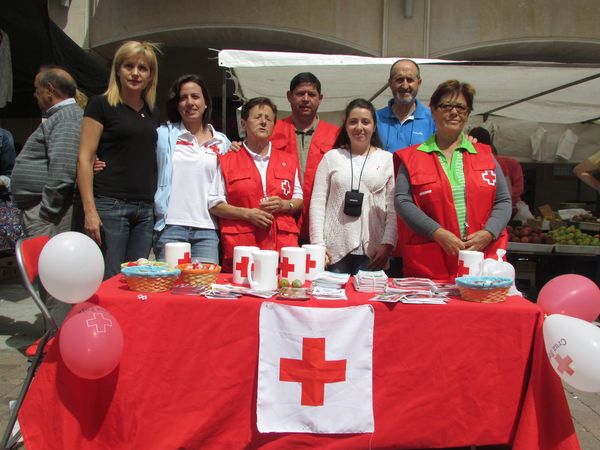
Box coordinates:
[538,274,600,322]
[59,305,124,379]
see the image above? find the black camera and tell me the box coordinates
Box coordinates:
[344,190,364,217]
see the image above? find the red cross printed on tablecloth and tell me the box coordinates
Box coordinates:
[305,254,317,274]
[280,256,295,278]
[482,170,496,186]
[280,337,347,407]
[555,354,575,376]
[236,256,251,277]
[457,259,471,277]
[86,313,113,333]
[178,252,191,265]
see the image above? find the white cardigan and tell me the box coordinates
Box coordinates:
[309,147,397,264]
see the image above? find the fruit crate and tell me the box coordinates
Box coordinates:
[507,242,554,254]
[554,244,600,255]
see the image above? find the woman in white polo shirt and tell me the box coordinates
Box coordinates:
[154,74,231,263]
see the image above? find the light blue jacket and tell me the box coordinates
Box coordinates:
[154,122,231,231]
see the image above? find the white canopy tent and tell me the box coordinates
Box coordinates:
[218,49,600,162]
[218,49,600,124]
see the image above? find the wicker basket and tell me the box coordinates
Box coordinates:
[121,266,181,293]
[455,276,512,303]
[176,263,221,287]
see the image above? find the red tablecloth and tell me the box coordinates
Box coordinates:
[19,275,579,450]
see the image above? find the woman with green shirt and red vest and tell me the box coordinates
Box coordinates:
[208,97,303,272]
[394,80,511,280]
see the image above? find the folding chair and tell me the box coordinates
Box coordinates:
[2,235,55,449]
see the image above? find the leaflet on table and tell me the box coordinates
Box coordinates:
[210,283,277,298]
[310,287,347,300]
[370,292,449,304]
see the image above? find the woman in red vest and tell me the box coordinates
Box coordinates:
[394,80,511,280]
[209,97,302,272]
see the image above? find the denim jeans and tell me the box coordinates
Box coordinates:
[153,225,219,264]
[328,253,371,275]
[95,196,154,279]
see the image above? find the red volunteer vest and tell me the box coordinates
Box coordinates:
[218,143,299,271]
[271,117,339,239]
[394,143,508,280]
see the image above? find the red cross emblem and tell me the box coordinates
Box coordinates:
[86,312,113,333]
[208,143,220,154]
[178,252,191,265]
[280,256,295,278]
[280,337,347,406]
[281,179,291,196]
[457,259,471,277]
[305,254,317,274]
[236,256,251,277]
[555,354,575,376]
[482,170,496,186]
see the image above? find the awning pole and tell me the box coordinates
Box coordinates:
[221,68,227,134]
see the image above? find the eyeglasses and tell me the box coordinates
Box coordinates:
[437,103,470,114]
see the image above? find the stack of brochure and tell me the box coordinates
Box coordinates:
[370,277,454,304]
[353,270,388,293]
[311,271,351,289]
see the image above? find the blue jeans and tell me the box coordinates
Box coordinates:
[95,196,154,279]
[153,225,219,264]
[328,253,371,275]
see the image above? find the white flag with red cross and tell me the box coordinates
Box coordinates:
[257,302,374,433]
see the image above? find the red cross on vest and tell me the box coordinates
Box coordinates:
[482,170,496,186]
[305,254,317,274]
[236,256,251,277]
[86,313,113,333]
[555,354,575,376]
[178,252,191,265]
[279,337,347,406]
[280,256,295,278]
[457,259,471,277]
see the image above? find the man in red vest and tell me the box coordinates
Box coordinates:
[269,73,339,243]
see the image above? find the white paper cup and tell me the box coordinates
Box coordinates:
[232,246,260,285]
[302,244,326,281]
[165,242,191,269]
[457,250,484,278]
[279,247,307,285]
[248,250,279,291]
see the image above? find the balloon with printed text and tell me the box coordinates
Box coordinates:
[543,314,600,392]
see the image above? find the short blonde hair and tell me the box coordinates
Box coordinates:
[105,41,161,109]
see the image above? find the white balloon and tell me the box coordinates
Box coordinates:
[543,314,600,392]
[38,232,104,304]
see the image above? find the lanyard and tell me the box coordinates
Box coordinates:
[349,146,371,192]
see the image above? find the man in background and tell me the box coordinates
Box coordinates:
[11,65,83,328]
[376,59,436,152]
[469,127,524,218]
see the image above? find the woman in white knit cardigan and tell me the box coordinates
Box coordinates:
[309,99,397,274]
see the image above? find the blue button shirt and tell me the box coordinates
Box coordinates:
[376,98,436,152]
